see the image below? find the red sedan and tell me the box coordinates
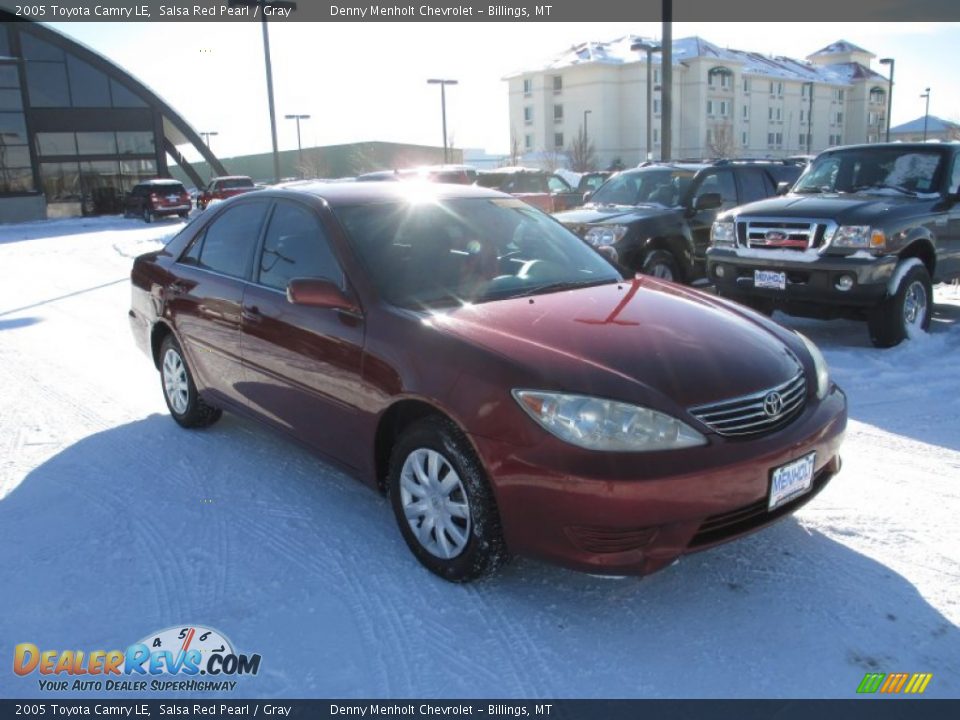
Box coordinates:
[129,183,846,582]
[196,175,256,210]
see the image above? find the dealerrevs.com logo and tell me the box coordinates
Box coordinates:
[13,625,261,692]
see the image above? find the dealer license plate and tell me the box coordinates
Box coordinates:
[755,270,786,290]
[768,452,816,510]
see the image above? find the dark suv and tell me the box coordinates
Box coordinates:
[555,160,805,282]
[708,143,960,347]
[123,179,191,223]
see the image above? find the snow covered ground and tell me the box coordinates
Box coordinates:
[0,215,957,699]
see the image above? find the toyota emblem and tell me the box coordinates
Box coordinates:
[763,391,784,417]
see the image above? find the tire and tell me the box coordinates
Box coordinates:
[388,416,508,582]
[867,264,932,348]
[641,249,681,282]
[159,335,222,428]
[143,208,153,224]
[178,211,189,219]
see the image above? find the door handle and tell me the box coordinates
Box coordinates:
[241,305,263,324]
[168,281,188,296]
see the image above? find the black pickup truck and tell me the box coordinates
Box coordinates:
[554,159,804,282]
[708,143,960,347]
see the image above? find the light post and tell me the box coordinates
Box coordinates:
[200,131,218,152]
[228,0,298,184]
[879,57,894,142]
[630,40,662,162]
[920,88,931,141]
[284,114,310,176]
[583,109,591,147]
[427,78,458,164]
[802,82,813,154]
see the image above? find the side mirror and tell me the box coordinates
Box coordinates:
[776,181,792,196]
[582,191,593,204]
[692,192,722,212]
[286,278,359,313]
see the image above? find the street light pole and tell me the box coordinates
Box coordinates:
[920,88,931,141]
[630,40,662,162]
[802,82,813,154]
[660,0,673,161]
[583,109,591,145]
[427,78,458,164]
[879,57,894,143]
[200,131,219,153]
[228,0,298,184]
[284,114,310,176]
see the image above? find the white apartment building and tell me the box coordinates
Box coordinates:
[506,37,891,168]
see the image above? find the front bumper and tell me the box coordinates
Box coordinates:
[472,386,846,576]
[707,247,897,310]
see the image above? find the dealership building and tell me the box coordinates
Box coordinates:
[0,12,225,223]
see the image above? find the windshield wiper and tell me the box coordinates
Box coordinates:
[852,183,918,197]
[793,187,826,194]
[508,277,620,299]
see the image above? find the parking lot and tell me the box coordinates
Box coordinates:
[0,215,957,698]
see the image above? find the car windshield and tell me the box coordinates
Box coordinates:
[793,148,945,196]
[221,178,254,189]
[335,197,621,308]
[590,168,696,206]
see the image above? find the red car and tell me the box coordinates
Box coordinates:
[476,168,582,213]
[197,175,256,209]
[123,179,191,223]
[129,183,846,582]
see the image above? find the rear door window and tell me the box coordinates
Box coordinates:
[194,201,270,278]
[738,169,769,203]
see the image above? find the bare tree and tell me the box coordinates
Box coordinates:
[538,148,568,173]
[706,122,736,159]
[508,128,522,166]
[567,125,597,172]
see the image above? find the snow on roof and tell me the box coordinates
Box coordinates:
[506,35,881,86]
[890,115,960,134]
[809,40,873,57]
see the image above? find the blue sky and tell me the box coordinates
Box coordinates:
[48,21,960,159]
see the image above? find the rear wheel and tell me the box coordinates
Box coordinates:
[143,208,153,224]
[641,249,681,282]
[867,264,932,348]
[159,335,222,428]
[388,416,508,582]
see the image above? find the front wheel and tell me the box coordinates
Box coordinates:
[388,416,508,582]
[641,249,681,282]
[867,263,932,348]
[159,335,222,428]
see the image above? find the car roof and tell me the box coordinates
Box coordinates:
[821,142,958,154]
[266,180,507,207]
[210,175,253,181]
[139,178,184,185]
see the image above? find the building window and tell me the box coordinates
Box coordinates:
[653,128,660,145]
[653,98,661,115]
[553,104,563,122]
[654,68,661,85]
[707,100,714,116]
[742,77,750,93]
[523,78,532,96]
[741,131,748,146]
[835,111,843,125]
[552,75,562,94]
[554,132,564,149]
[524,106,533,124]
[524,134,532,150]
[799,133,806,147]
[742,105,749,119]
[770,81,783,97]
[719,100,729,116]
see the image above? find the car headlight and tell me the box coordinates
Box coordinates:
[796,333,830,400]
[512,390,707,452]
[833,225,886,251]
[711,220,736,247]
[584,225,629,247]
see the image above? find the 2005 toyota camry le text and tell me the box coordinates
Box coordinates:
[128,182,847,582]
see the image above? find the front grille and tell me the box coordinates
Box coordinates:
[737,217,837,251]
[689,371,807,437]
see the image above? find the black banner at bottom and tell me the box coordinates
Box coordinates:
[1,700,959,720]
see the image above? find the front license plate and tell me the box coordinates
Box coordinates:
[755,270,786,290]
[769,452,816,510]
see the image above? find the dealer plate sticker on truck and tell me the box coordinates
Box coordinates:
[755,270,786,290]
[769,452,816,510]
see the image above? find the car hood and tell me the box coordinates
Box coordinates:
[425,279,802,411]
[728,192,937,224]
[555,203,677,227]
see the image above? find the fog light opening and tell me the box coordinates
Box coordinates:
[715,264,726,279]
[835,274,854,292]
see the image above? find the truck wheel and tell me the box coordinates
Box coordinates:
[642,250,681,282]
[867,264,932,348]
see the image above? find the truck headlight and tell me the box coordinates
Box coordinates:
[584,225,628,247]
[796,333,830,400]
[513,390,707,452]
[833,225,886,251]
[711,220,736,247]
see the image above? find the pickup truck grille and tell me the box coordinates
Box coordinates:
[689,371,807,437]
[737,218,837,251]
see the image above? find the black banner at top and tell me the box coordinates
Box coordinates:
[0,0,958,22]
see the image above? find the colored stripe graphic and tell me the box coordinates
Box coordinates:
[857,673,885,693]
[858,672,932,694]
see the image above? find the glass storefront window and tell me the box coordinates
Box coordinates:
[80,160,122,214]
[0,88,23,111]
[76,132,118,155]
[66,55,111,107]
[0,27,10,57]
[25,61,71,107]
[36,132,78,157]
[0,65,19,88]
[116,131,155,155]
[20,33,65,62]
[40,161,81,202]
[0,145,30,168]
[0,168,35,193]
[110,79,145,108]
[0,112,28,144]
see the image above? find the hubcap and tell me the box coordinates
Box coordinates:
[902,280,928,329]
[650,263,674,281]
[399,448,471,560]
[161,348,190,415]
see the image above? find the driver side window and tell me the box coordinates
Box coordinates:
[694,171,737,206]
[951,154,960,195]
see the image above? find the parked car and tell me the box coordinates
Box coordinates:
[576,170,612,196]
[123,179,191,223]
[356,165,477,184]
[555,159,806,282]
[197,175,256,209]
[709,142,960,347]
[129,182,846,582]
[475,167,582,213]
